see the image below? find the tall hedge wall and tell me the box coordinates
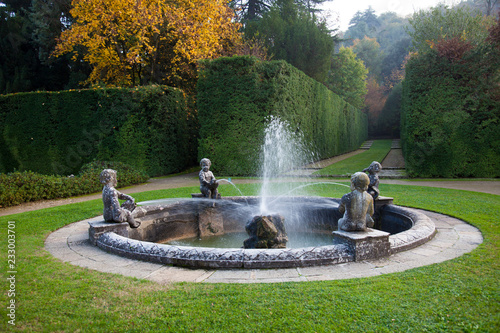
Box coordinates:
[401,49,500,178]
[0,86,197,176]
[197,56,368,176]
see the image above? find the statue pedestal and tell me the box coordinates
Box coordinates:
[374,196,393,209]
[88,220,129,245]
[332,228,390,261]
[373,196,393,228]
[191,193,221,199]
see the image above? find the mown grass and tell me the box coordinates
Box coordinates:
[0,182,498,332]
[314,139,392,176]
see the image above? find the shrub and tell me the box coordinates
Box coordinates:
[401,44,500,177]
[0,161,149,208]
[401,8,500,178]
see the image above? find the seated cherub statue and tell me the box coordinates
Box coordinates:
[363,161,382,200]
[100,169,140,228]
[338,172,374,232]
[199,158,219,199]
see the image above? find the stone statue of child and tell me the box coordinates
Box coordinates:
[363,161,382,200]
[199,158,219,199]
[338,172,374,232]
[100,169,140,228]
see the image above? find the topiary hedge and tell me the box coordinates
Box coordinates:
[401,45,500,178]
[197,56,368,176]
[0,161,149,208]
[0,85,197,177]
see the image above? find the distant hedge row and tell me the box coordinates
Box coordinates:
[401,46,500,178]
[0,86,197,177]
[197,56,368,176]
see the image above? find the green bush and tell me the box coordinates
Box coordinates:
[0,161,149,208]
[197,56,368,176]
[0,85,197,177]
[401,44,500,177]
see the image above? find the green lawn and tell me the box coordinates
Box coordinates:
[314,140,392,176]
[0,183,498,332]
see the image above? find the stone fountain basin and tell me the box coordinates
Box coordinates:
[89,196,436,269]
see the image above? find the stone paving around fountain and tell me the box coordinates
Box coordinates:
[45,209,482,284]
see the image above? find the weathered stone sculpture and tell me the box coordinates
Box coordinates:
[199,158,220,199]
[100,169,140,228]
[338,172,374,232]
[363,161,382,200]
[244,215,288,249]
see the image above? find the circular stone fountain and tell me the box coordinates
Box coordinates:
[88,117,436,269]
[88,195,436,269]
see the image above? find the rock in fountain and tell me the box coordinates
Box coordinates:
[244,214,288,249]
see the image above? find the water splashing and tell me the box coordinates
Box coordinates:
[217,179,249,205]
[259,116,316,214]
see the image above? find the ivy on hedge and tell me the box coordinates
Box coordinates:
[0,86,197,177]
[401,45,500,178]
[197,56,368,176]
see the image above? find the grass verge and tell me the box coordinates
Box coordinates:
[0,183,498,332]
[314,139,392,176]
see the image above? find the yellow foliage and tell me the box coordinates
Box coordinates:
[53,0,242,87]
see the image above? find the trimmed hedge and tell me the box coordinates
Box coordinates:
[0,161,149,208]
[197,56,368,176]
[401,47,500,178]
[0,85,197,177]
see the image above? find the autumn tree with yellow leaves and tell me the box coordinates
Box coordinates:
[53,0,242,89]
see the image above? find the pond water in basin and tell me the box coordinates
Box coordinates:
[164,231,334,248]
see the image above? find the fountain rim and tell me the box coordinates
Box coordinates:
[90,196,437,269]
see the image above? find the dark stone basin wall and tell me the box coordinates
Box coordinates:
[378,205,414,234]
[128,197,344,243]
[90,197,437,269]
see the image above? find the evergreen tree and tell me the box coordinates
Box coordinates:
[230,0,272,21]
[0,4,37,93]
[325,47,368,109]
[0,1,89,94]
[245,0,336,83]
[351,36,383,81]
[344,7,381,42]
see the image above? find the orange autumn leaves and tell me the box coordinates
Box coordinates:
[53,0,242,86]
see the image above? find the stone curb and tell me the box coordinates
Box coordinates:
[97,232,354,269]
[44,209,482,284]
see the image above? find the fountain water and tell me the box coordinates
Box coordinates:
[259,116,316,214]
[217,178,248,204]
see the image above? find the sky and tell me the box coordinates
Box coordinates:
[319,0,460,31]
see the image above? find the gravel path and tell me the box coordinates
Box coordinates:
[1,173,498,217]
[381,149,405,169]
[1,141,498,217]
